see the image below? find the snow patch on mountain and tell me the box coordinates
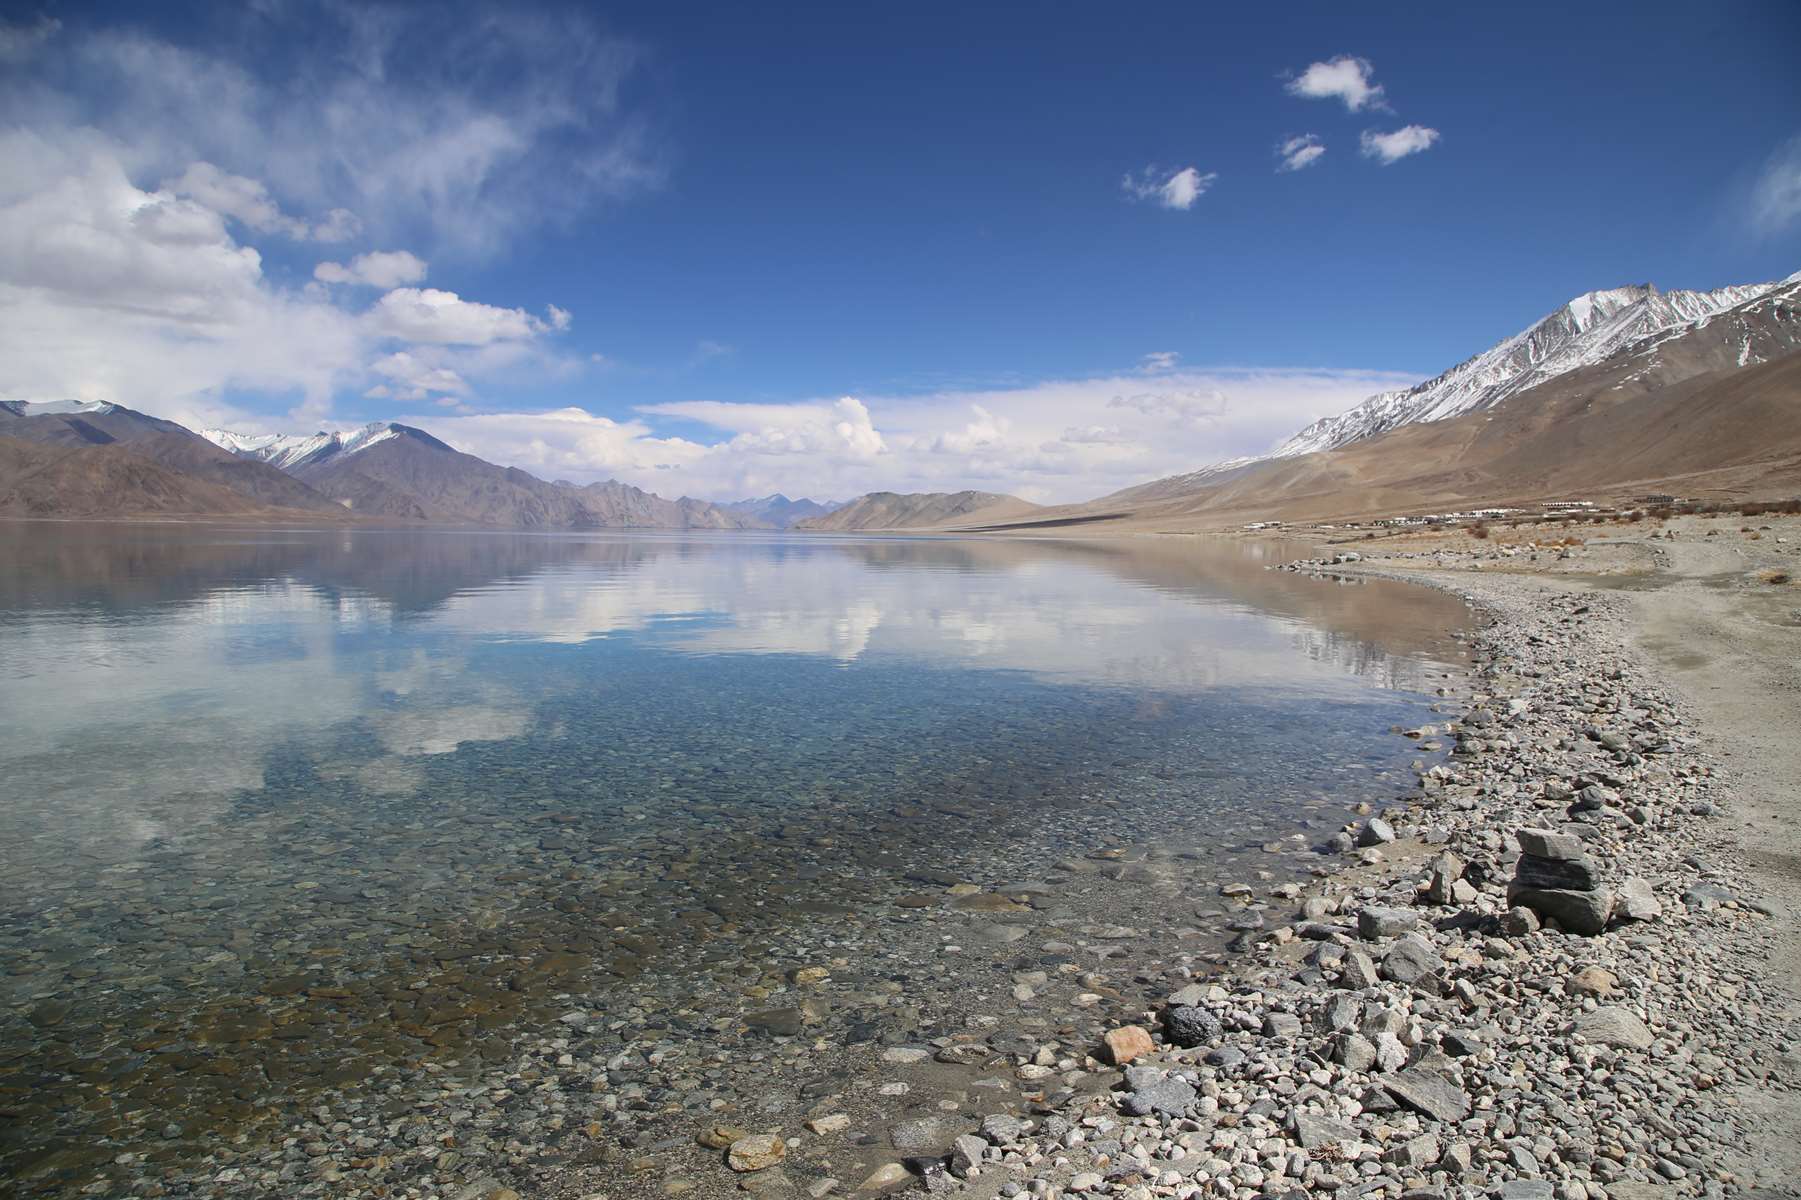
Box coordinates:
[1273,278,1790,458]
[1,399,121,417]
[202,422,401,471]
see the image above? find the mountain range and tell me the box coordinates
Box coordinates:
[1008,268,1801,529]
[2,266,1798,529]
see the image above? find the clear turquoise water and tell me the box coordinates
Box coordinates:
[0,525,1468,1190]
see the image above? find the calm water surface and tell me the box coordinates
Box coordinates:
[0,525,1469,1194]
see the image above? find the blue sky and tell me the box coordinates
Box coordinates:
[2,0,1799,501]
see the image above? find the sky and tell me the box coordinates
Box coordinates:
[2,1,1799,504]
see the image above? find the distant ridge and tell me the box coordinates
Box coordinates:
[795,490,1041,531]
[720,494,837,529]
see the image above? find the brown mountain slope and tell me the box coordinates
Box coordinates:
[1066,351,1801,529]
[795,491,1042,531]
[0,437,338,519]
[0,405,342,512]
[294,427,761,528]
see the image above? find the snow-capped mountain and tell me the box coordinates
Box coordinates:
[0,399,122,417]
[201,422,402,471]
[1273,273,1799,458]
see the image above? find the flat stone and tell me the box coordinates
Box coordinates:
[1516,828,1586,861]
[727,1134,786,1172]
[1357,906,1417,939]
[1121,1073,1196,1118]
[1381,1066,1470,1122]
[1575,1006,1655,1051]
[1261,1012,1303,1039]
[1103,1025,1156,1065]
[1496,1184,1555,1200]
[1515,853,1603,891]
[1618,877,1663,921]
[1289,1110,1359,1151]
[857,1163,911,1192]
[1509,885,1614,935]
[890,1117,954,1155]
[1380,934,1442,985]
[745,1008,805,1037]
[1568,967,1617,998]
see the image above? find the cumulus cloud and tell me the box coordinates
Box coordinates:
[1750,132,1801,235]
[366,287,563,346]
[1122,166,1216,211]
[1277,134,1326,172]
[315,250,429,289]
[1360,125,1441,164]
[0,127,568,427]
[365,351,468,401]
[1285,56,1386,112]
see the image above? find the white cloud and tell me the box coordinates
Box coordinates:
[0,128,566,427]
[2,8,661,257]
[1122,166,1216,211]
[1285,56,1386,112]
[165,161,358,242]
[1360,125,1441,164]
[1277,134,1326,172]
[1139,351,1180,373]
[642,397,886,460]
[366,287,562,346]
[315,250,429,289]
[366,351,468,401]
[1750,133,1801,235]
[405,367,1418,504]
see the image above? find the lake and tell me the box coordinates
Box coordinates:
[0,524,1469,1197]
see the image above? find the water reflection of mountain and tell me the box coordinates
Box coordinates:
[0,526,1467,686]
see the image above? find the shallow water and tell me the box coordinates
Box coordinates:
[0,525,1469,1194]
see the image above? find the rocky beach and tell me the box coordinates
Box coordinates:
[504,515,1796,1200]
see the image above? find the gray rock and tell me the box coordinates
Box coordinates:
[1575,1007,1655,1051]
[1289,1110,1358,1151]
[1496,1184,1555,1200]
[1358,906,1418,939]
[979,1114,1023,1146]
[1618,876,1663,921]
[1357,818,1396,848]
[1162,1005,1222,1049]
[1509,885,1614,935]
[1336,1033,1377,1073]
[1498,905,1540,935]
[1682,882,1736,910]
[1424,852,1464,905]
[1383,1133,1439,1168]
[1381,1066,1470,1122]
[1380,933,1442,985]
[890,1117,954,1155]
[1339,948,1380,989]
[1203,1044,1245,1068]
[1261,1012,1302,1039]
[1317,994,1362,1034]
[1515,827,1585,861]
[1121,1074,1196,1118]
[949,1134,987,1178]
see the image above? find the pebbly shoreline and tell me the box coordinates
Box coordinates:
[754,569,1797,1200]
